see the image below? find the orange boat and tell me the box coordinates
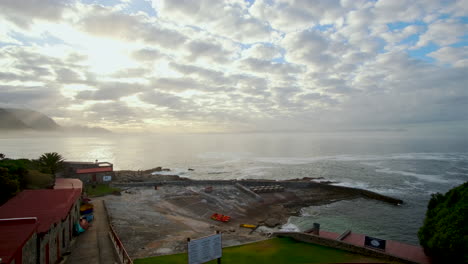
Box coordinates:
[211,213,231,222]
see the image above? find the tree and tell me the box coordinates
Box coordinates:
[0,167,19,205]
[418,182,468,263]
[37,152,65,181]
[0,153,5,160]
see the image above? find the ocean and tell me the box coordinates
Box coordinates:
[1,132,467,245]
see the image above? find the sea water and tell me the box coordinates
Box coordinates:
[1,132,467,245]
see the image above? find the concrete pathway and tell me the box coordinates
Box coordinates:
[66,199,119,264]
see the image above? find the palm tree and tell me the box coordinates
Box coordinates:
[38,152,65,181]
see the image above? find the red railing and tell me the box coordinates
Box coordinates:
[109,223,133,264]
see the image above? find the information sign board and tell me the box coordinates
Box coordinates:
[364,236,386,250]
[103,175,112,181]
[188,233,222,264]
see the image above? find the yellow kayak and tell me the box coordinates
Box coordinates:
[80,204,94,212]
[239,224,257,229]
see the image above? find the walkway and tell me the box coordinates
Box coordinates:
[66,198,118,264]
[319,230,432,264]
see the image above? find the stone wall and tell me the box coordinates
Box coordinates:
[39,224,59,264]
[21,233,37,264]
[38,198,81,264]
[273,232,417,264]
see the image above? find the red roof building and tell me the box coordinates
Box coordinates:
[62,161,114,183]
[0,189,81,234]
[0,187,82,264]
[0,218,38,264]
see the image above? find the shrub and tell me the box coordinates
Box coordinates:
[418,182,468,263]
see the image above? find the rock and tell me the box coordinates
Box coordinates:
[264,218,281,228]
[188,168,194,171]
[229,227,236,232]
[162,168,170,171]
[154,167,162,172]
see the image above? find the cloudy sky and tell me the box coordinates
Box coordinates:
[0,0,467,133]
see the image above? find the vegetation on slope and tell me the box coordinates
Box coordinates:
[0,153,61,205]
[418,181,468,263]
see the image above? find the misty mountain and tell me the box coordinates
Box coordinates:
[0,108,111,134]
[0,108,58,130]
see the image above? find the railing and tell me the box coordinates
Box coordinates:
[108,224,133,264]
[103,200,133,264]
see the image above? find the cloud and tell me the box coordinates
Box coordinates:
[152,0,274,43]
[281,29,336,71]
[0,84,67,110]
[0,0,467,133]
[74,82,144,101]
[79,5,187,48]
[428,46,468,67]
[250,0,346,32]
[242,43,283,60]
[138,90,187,109]
[0,0,71,28]
[416,19,468,48]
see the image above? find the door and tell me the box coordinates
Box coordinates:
[45,243,49,264]
[56,235,60,261]
[92,174,97,182]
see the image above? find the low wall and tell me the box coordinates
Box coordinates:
[273,232,417,264]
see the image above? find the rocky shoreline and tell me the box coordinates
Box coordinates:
[106,168,403,259]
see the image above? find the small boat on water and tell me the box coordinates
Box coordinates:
[211,213,231,222]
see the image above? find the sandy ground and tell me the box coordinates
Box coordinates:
[104,182,375,259]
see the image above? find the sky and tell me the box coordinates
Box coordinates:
[0,0,467,133]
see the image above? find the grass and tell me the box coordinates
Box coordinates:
[84,183,121,197]
[134,237,388,264]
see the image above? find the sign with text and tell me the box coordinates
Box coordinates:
[364,236,386,251]
[103,175,112,181]
[188,233,222,264]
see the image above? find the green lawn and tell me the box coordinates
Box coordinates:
[84,183,121,197]
[135,237,388,264]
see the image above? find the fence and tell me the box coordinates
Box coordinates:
[108,224,133,264]
[103,200,133,264]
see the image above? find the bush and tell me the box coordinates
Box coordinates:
[0,167,19,205]
[418,182,468,263]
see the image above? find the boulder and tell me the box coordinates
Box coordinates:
[264,218,281,228]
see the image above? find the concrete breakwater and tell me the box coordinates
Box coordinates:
[112,179,403,205]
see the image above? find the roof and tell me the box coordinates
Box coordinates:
[65,161,113,166]
[0,217,38,263]
[54,178,83,189]
[0,189,81,233]
[76,167,113,174]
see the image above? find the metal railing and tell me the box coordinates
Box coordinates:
[108,222,133,264]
